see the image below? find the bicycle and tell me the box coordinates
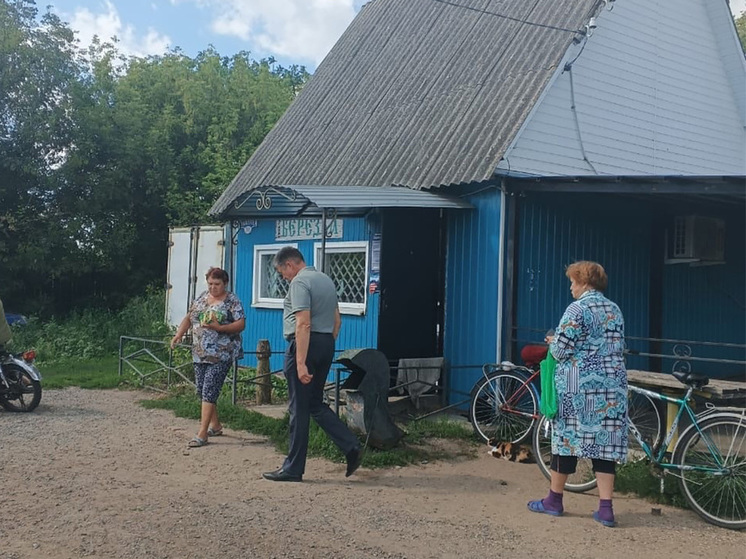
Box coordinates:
[532,370,746,530]
[469,360,539,444]
[470,360,662,454]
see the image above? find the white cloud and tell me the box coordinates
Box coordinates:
[63,0,171,58]
[206,0,357,65]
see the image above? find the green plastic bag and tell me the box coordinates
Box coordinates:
[539,352,558,419]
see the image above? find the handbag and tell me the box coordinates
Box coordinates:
[539,352,558,419]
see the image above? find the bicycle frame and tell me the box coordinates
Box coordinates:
[481,362,540,420]
[627,384,739,475]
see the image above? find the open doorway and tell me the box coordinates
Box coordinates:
[377,208,445,363]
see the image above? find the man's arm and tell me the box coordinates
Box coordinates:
[295,310,312,384]
[333,307,341,341]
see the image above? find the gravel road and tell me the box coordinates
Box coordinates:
[1,387,743,559]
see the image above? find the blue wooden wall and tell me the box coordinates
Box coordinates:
[443,188,502,405]
[514,193,652,372]
[234,216,379,374]
[661,215,746,379]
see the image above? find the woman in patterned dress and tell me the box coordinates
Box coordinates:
[171,267,245,448]
[528,261,628,527]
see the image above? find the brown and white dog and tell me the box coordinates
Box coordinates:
[487,438,534,463]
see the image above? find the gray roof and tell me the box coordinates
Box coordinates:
[230,185,473,218]
[211,0,601,217]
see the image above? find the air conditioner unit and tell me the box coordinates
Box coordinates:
[667,216,725,264]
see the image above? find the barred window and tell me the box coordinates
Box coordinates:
[314,241,368,315]
[252,244,295,308]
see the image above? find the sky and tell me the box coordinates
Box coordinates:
[44,0,369,71]
[42,0,746,72]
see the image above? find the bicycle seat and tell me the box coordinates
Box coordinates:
[672,371,710,389]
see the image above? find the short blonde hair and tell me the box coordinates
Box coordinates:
[565,261,608,292]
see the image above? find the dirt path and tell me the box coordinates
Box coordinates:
[1,388,743,559]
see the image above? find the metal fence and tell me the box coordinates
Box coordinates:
[118,336,283,405]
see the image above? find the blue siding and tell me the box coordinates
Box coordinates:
[661,217,746,379]
[235,217,379,375]
[514,194,652,372]
[444,189,501,405]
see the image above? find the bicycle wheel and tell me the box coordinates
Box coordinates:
[469,370,538,444]
[673,413,746,530]
[627,389,662,460]
[531,415,598,493]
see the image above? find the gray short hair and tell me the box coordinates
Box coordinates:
[273,246,305,268]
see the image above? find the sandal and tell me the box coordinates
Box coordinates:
[527,499,563,516]
[187,436,208,448]
[592,510,616,527]
[207,427,223,437]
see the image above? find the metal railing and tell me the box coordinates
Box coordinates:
[118,336,281,405]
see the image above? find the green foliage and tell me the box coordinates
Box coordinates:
[232,366,289,402]
[42,356,127,389]
[0,0,309,316]
[736,11,746,52]
[10,289,170,361]
[616,460,688,508]
[406,417,475,442]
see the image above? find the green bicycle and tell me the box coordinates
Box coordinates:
[533,371,746,530]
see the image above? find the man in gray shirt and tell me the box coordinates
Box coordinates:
[263,247,362,482]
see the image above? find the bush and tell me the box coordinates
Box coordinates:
[9,289,171,362]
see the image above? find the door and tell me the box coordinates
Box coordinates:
[377,208,445,362]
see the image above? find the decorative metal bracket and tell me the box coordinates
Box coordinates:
[672,344,692,373]
[324,208,339,238]
[230,219,259,245]
[233,186,298,212]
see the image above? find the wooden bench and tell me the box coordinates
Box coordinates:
[627,370,746,403]
[627,370,745,450]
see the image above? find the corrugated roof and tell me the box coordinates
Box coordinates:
[230,185,473,217]
[211,0,603,217]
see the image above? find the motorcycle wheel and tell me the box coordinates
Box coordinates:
[0,363,42,412]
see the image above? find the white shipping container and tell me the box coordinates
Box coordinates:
[165,226,226,327]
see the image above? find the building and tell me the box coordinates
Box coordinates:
[210,0,746,399]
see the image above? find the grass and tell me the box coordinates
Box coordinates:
[142,392,479,469]
[616,459,689,508]
[40,355,129,390]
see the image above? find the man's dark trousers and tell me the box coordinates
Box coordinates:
[282,332,359,476]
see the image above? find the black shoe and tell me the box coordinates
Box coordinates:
[345,448,362,478]
[262,468,302,482]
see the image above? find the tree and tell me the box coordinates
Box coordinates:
[736,11,746,52]
[0,0,308,315]
[0,0,83,312]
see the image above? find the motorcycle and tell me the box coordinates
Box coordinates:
[0,349,42,412]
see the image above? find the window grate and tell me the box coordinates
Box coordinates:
[326,251,365,304]
[261,254,289,299]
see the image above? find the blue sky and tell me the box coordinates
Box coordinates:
[45,0,369,71]
[43,0,746,72]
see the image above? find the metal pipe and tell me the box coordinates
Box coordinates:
[496,182,507,362]
[320,208,327,273]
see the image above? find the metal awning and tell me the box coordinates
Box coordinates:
[227,185,473,217]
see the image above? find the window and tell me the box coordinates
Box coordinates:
[314,241,368,315]
[252,244,295,308]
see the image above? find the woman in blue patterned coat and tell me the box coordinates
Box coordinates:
[528,261,627,527]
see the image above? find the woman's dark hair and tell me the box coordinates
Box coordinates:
[205,267,229,284]
[565,261,608,292]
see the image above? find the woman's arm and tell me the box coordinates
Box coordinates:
[170,314,192,348]
[550,303,583,361]
[203,317,245,334]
